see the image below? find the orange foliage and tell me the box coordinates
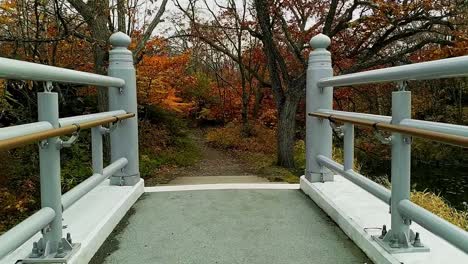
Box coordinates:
[137,47,195,113]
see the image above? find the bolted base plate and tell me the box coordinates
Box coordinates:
[19,241,80,264]
[305,170,334,183]
[109,173,140,186]
[372,235,429,254]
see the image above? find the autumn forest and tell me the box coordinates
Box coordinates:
[0,0,467,232]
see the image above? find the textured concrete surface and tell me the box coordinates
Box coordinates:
[301,175,468,264]
[90,189,371,264]
[168,175,270,185]
[0,179,144,264]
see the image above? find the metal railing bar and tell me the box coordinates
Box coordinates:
[309,112,468,148]
[62,158,128,210]
[0,113,135,151]
[317,55,468,88]
[0,122,53,141]
[317,155,391,204]
[317,109,468,138]
[400,119,468,137]
[316,109,392,123]
[0,57,125,87]
[59,110,127,127]
[0,207,55,259]
[398,199,468,253]
[102,157,129,177]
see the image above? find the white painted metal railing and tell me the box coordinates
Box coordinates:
[0,32,140,262]
[306,34,468,254]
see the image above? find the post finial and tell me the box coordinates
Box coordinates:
[110,32,131,48]
[310,33,331,49]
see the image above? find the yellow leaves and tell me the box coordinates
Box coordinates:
[161,89,194,113]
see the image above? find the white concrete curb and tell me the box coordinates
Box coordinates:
[145,183,300,192]
[300,176,399,264]
[300,175,468,264]
[0,179,144,264]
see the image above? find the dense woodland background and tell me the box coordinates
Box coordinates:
[0,0,467,232]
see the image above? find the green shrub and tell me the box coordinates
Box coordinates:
[138,106,201,180]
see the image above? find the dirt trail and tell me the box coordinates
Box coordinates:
[145,130,267,186]
[181,131,252,176]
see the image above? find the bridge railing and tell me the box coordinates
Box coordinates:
[305,34,468,254]
[0,32,140,262]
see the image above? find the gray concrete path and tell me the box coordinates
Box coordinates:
[91,189,371,264]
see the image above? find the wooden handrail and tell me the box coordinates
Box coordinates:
[309,112,468,148]
[0,113,135,151]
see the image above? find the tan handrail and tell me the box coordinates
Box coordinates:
[0,113,135,151]
[309,112,468,148]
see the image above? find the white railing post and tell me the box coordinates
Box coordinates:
[343,123,354,171]
[108,32,140,186]
[32,87,78,260]
[306,34,334,182]
[37,90,62,255]
[389,91,412,248]
[91,126,104,175]
[376,90,429,252]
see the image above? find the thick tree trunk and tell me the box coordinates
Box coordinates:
[92,42,108,112]
[241,98,250,135]
[276,95,299,168]
[117,0,126,32]
[90,15,111,112]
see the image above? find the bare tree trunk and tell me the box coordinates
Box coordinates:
[240,68,251,136]
[117,0,126,32]
[254,0,298,168]
[252,86,263,119]
[90,25,110,112]
[276,95,299,168]
[241,92,250,135]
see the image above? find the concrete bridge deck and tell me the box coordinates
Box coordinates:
[90,188,371,264]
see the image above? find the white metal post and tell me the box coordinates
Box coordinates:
[37,92,62,254]
[108,32,140,186]
[389,91,412,247]
[306,34,334,182]
[91,127,103,175]
[343,123,354,171]
[376,91,428,252]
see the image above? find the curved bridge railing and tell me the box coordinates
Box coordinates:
[305,34,468,254]
[0,32,140,262]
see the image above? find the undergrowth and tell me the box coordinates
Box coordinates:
[372,176,468,231]
[0,106,200,233]
[139,106,200,182]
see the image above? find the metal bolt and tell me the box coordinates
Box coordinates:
[404,218,412,225]
[403,136,412,144]
[67,233,73,244]
[379,225,387,239]
[44,81,53,92]
[30,242,40,258]
[413,232,422,247]
[39,140,48,149]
